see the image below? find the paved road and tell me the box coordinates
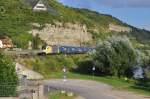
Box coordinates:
[44,79,148,99]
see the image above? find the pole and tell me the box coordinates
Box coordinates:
[92,70,94,79]
[38,81,39,99]
[80,30,81,47]
[92,66,95,79]
[63,66,67,82]
[61,66,67,94]
[31,89,35,99]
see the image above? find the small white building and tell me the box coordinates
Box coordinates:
[0,40,3,48]
[0,37,13,49]
[26,0,59,14]
[33,0,47,11]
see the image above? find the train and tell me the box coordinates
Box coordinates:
[43,45,94,54]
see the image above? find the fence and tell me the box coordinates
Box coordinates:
[0,75,44,99]
[0,76,29,98]
[0,84,17,97]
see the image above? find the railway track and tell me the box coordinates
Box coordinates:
[3,49,87,56]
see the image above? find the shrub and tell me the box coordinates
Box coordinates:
[90,36,136,77]
[0,53,18,96]
[74,60,94,75]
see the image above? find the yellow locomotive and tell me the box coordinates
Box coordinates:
[43,45,59,54]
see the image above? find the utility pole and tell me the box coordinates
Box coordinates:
[80,30,82,47]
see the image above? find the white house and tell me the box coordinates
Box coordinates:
[26,0,59,14]
[0,40,3,48]
[33,0,47,11]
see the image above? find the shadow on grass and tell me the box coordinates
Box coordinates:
[130,79,150,92]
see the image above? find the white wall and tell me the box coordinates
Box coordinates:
[33,3,47,11]
[0,40,3,48]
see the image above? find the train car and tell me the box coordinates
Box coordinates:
[43,45,95,54]
[59,46,93,54]
[59,46,75,54]
[76,47,84,54]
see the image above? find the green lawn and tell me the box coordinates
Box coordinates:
[45,72,150,96]
[48,91,76,99]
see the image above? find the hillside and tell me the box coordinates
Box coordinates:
[0,0,150,48]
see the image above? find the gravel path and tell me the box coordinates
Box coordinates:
[44,79,149,99]
[75,96,85,99]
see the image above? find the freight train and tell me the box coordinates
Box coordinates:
[43,45,94,54]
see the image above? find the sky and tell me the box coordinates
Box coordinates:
[58,0,150,30]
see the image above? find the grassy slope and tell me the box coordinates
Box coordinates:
[0,0,150,48]
[18,55,86,77]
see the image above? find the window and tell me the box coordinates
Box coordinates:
[36,6,45,8]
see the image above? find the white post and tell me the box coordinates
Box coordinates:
[92,67,96,79]
[63,67,67,82]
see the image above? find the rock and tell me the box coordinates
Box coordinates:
[29,22,92,46]
[109,24,132,32]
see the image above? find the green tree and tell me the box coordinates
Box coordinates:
[141,51,150,68]
[140,51,150,79]
[91,36,136,77]
[0,53,18,96]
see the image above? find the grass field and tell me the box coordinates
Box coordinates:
[48,91,76,99]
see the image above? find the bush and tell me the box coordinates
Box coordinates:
[0,53,18,96]
[74,60,94,75]
[91,36,137,77]
[140,50,150,79]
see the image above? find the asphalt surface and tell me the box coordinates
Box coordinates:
[44,79,121,99]
[44,79,149,99]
